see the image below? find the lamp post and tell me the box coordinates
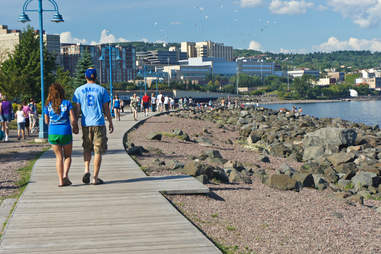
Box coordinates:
[236,65,240,95]
[19,0,64,139]
[167,56,170,89]
[99,44,121,110]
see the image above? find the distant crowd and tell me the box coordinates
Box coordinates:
[0,94,38,142]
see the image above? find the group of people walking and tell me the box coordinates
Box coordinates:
[0,96,38,141]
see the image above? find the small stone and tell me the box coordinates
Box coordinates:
[332,212,344,219]
[146,132,162,141]
[259,154,270,163]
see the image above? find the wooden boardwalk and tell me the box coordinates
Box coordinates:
[0,112,221,254]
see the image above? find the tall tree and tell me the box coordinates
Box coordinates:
[73,50,94,89]
[0,26,56,101]
[55,66,74,99]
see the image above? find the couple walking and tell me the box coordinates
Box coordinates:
[45,68,114,187]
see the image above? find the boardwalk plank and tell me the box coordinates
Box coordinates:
[0,112,220,253]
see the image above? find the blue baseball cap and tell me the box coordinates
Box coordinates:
[85,68,97,80]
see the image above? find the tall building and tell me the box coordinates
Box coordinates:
[61,43,136,83]
[0,25,21,61]
[0,25,60,63]
[181,41,233,62]
[136,48,186,71]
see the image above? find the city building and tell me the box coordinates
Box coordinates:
[163,64,211,84]
[0,24,61,64]
[181,41,233,62]
[61,43,136,83]
[237,59,275,77]
[288,69,320,79]
[312,78,336,87]
[163,57,278,84]
[327,72,345,82]
[0,25,21,61]
[355,77,381,90]
[136,48,186,72]
[360,69,381,79]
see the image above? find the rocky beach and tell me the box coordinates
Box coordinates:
[127,107,381,254]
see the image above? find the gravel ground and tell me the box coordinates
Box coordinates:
[0,129,49,198]
[129,114,381,254]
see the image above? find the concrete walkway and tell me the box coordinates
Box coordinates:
[0,112,221,254]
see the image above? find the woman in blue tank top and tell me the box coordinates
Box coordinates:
[44,83,79,187]
[113,95,121,121]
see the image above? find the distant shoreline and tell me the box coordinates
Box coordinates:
[253,96,381,105]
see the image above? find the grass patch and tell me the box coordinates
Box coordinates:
[161,132,177,138]
[226,225,236,231]
[344,183,354,190]
[211,213,219,218]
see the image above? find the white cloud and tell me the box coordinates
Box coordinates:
[61,30,129,45]
[279,48,291,54]
[99,29,129,44]
[60,32,87,44]
[269,0,314,15]
[140,38,149,43]
[248,40,262,51]
[240,0,263,7]
[327,0,381,28]
[316,36,381,52]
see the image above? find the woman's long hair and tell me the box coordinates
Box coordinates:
[46,83,65,114]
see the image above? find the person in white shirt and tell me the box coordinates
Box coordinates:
[169,97,175,110]
[151,93,156,112]
[15,105,26,140]
[157,92,163,112]
[164,95,169,111]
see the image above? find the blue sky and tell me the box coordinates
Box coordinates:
[2,0,381,53]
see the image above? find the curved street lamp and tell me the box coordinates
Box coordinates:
[99,44,121,115]
[18,0,64,139]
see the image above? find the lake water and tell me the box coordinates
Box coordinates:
[259,100,381,127]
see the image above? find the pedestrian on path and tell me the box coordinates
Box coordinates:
[113,95,121,121]
[22,101,31,136]
[44,83,79,187]
[142,93,150,117]
[28,98,38,134]
[15,105,26,140]
[0,95,13,142]
[73,68,114,185]
[130,93,139,121]
[151,93,156,112]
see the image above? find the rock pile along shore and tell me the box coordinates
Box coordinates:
[145,106,381,203]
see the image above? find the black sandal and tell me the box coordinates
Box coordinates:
[63,177,72,186]
[91,178,104,185]
[82,172,90,184]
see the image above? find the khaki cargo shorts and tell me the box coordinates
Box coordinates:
[82,126,108,154]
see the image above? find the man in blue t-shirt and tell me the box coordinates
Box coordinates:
[73,68,114,185]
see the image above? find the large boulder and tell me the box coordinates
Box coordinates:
[303,128,357,161]
[265,174,299,191]
[303,127,357,147]
[292,173,315,188]
[351,171,380,189]
[228,169,252,184]
[326,152,356,167]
